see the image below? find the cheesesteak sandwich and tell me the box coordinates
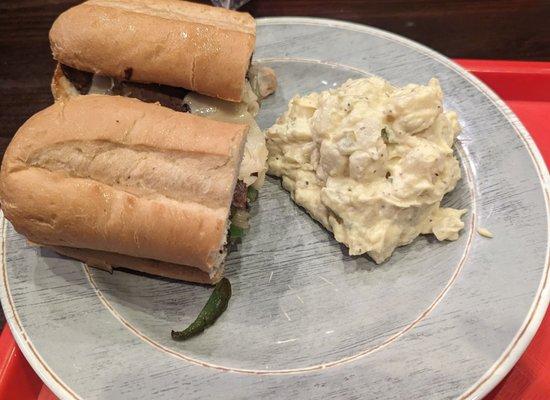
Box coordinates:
[49,0,276,190]
[0,95,249,284]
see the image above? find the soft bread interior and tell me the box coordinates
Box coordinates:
[51,64,79,101]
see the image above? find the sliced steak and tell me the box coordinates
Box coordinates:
[116,81,190,113]
[60,64,93,94]
[61,65,190,113]
[231,180,247,210]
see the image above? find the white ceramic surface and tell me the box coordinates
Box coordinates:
[1,18,548,400]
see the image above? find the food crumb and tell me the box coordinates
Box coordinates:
[477,227,494,238]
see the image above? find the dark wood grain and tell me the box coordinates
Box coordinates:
[0,0,549,147]
[242,0,550,61]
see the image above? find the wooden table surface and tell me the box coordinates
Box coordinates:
[0,0,549,155]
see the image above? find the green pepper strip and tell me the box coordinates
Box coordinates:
[171,278,232,341]
[229,224,245,238]
[247,186,259,203]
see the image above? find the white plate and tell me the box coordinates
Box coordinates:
[1,17,548,400]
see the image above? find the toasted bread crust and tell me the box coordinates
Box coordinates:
[49,0,255,102]
[54,246,224,284]
[0,95,247,274]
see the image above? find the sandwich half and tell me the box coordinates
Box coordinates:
[49,0,276,190]
[0,95,248,284]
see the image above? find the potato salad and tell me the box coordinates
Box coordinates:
[266,77,465,263]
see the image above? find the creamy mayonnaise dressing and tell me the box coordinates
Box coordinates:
[266,77,465,263]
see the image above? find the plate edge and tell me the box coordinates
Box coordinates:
[257,16,550,400]
[0,215,80,399]
[0,17,547,400]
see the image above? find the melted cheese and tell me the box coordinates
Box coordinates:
[184,82,267,188]
[88,74,115,94]
[266,77,465,263]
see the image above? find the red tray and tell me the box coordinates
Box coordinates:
[0,59,549,400]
